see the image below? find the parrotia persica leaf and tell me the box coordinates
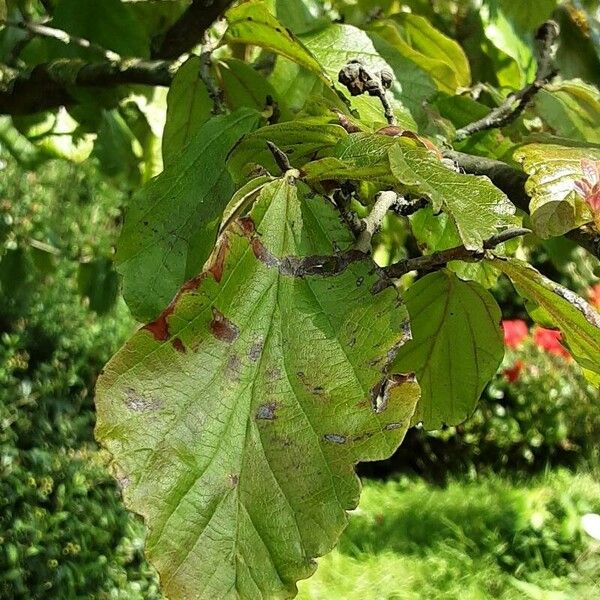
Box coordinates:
[116,108,262,323]
[389,140,519,250]
[303,132,397,184]
[227,117,348,181]
[535,79,600,145]
[225,1,324,77]
[371,13,471,94]
[301,23,424,129]
[162,56,212,169]
[391,270,504,429]
[218,58,290,119]
[514,143,600,238]
[490,257,600,381]
[96,176,420,600]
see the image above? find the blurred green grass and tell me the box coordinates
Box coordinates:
[298,470,600,600]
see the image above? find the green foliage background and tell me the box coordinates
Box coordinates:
[0,154,598,598]
[0,158,160,598]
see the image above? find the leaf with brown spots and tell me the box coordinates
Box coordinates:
[116,108,262,322]
[95,175,420,600]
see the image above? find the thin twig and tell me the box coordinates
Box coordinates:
[4,19,121,61]
[355,191,400,253]
[199,35,225,114]
[332,184,363,236]
[266,141,292,172]
[455,20,560,141]
[151,0,234,59]
[384,227,531,278]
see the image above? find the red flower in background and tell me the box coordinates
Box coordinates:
[504,359,524,383]
[532,326,570,359]
[502,319,528,348]
[589,284,600,309]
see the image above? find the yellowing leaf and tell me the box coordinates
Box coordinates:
[96,177,420,599]
[514,143,599,238]
[371,14,471,93]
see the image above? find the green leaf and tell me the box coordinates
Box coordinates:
[116,108,262,322]
[389,140,519,250]
[490,257,600,379]
[391,270,504,429]
[514,143,600,238]
[225,1,324,77]
[371,13,471,93]
[303,132,397,184]
[14,109,95,162]
[535,79,600,145]
[218,58,287,117]
[480,3,536,89]
[301,23,428,128]
[409,207,504,288]
[49,0,149,59]
[227,117,348,180]
[495,0,558,32]
[96,176,420,599]
[0,117,43,169]
[77,258,119,315]
[93,109,143,184]
[275,0,329,35]
[163,57,212,169]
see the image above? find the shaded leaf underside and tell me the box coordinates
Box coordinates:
[96,177,420,599]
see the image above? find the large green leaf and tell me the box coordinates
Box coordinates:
[116,108,262,322]
[275,0,329,35]
[301,23,430,127]
[389,140,519,250]
[96,176,420,599]
[371,13,471,93]
[490,257,600,379]
[162,57,212,169]
[225,1,324,77]
[227,117,348,180]
[218,58,289,118]
[303,132,396,184]
[391,270,504,429]
[535,79,600,145]
[514,143,599,238]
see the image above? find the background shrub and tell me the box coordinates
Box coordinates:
[0,157,161,599]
